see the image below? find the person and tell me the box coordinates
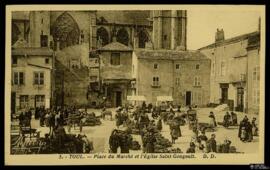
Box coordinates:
[35,106,40,119]
[49,111,56,137]
[221,139,232,153]
[238,116,248,141]
[39,108,45,126]
[26,108,32,120]
[208,111,217,128]
[231,111,238,126]
[223,112,231,128]
[169,118,181,144]
[148,103,153,113]
[55,111,61,128]
[54,124,66,153]
[109,129,120,153]
[115,108,123,128]
[142,101,146,111]
[138,111,150,131]
[177,105,181,112]
[252,117,258,136]
[122,108,129,123]
[118,127,132,153]
[156,117,162,131]
[143,127,156,153]
[246,120,253,142]
[151,106,159,119]
[168,109,175,121]
[206,134,217,153]
[186,142,196,153]
[191,127,198,143]
[18,111,25,126]
[198,130,208,151]
[44,111,50,127]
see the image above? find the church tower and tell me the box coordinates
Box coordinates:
[152,10,187,50]
[29,11,51,48]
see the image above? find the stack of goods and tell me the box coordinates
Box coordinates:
[82,114,101,126]
[153,132,172,153]
[130,140,141,150]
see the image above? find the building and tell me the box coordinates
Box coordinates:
[11,48,54,114]
[199,29,260,113]
[247,32,260,114]
[152,10,187,50]
[11,10,212,108]
[96,38,134,107]
[133,49,210,106]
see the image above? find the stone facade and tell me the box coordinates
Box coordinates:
[11,10,204,108]
[247,32,260,114]
[96,41,134,107]
[133,49,210,106]
[152,10,187,50]
[199,30,260,113]
[11,48,54,114]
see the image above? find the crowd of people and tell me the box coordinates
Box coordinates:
[16,102,259,154]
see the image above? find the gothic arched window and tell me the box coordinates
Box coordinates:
[116,28,129,46]
[97,27,109,46]
[51,12,80,50]
[138,30,149,48]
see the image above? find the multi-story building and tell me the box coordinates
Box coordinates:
[11,12,54,114]
[132,49,210,106]
[11,48,54,114]
[131,10,210,106]
[96,38,134,107]
[247,32,260,114]
[199,28,260,113]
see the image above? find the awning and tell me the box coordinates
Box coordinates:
[127,95,146,101]
[157,96,173,102]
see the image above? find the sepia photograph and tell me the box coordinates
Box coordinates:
[4,5,266,165]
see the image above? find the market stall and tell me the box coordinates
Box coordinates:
[127,95,146,107]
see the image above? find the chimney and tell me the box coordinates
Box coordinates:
[215,28,225,43]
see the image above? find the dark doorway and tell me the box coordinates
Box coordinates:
[221,88,228,103]
[11,92,16,115]
[116,91,122,107]
[236,87,244,112]
[186,91,191,106]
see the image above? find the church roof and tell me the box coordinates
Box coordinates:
[134,49,209,61]
[98,42,133,52]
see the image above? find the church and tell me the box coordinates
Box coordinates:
[11,10,210,109]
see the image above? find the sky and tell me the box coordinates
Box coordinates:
[187,10,261,50]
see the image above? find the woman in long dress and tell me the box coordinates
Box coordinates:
[209,111,217,128]
[170,119,181,144]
